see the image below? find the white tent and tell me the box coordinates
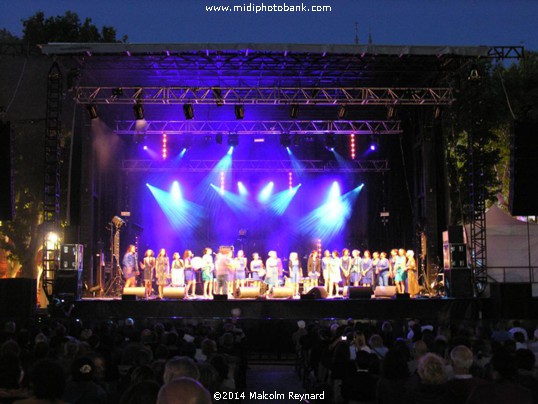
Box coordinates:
[484,204,538,295]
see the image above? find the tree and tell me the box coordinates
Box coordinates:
[22,11,127,45]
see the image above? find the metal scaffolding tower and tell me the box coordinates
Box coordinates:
[41,62,62,301]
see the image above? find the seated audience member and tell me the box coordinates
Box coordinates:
[376,349,411,404]
[14,358,66,404]
[404,353,456,404]
[514,348,538,404]
[445,345,488,402]
[63,356,108,404]
[157,377,211,404]
[119,380,160,404]
[466,348,532,404]
[0,352,30,402]
[342,350,378,404]
[163,356,200,384]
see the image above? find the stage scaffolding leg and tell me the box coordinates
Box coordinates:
[41,62,63,303]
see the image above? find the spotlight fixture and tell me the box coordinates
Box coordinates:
[213,88,224,106]
[325,134,336,151]
[289,104,299,119]
[216,133,223,144]
[280,133,291,147]
[228,133,239,146]
[305,135,315,142]
[112,87,123,97]
[86,104,98,120]
[369,135,379,151]
[133,103,144,120]
[337,105,348,120]
[293,135,301,147]
[468,64,480,81]
[183,104,194,120]
[234,105,244,120]
[434,106,442,120]
[386,106,396,120]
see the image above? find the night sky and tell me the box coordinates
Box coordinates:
[3,0,537,50]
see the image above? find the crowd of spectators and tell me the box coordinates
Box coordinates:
[295,319,538,404]
[0,317,247,403]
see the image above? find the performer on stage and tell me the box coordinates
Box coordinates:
[234,250,248,290]
[215,247,233,295]
[376,251,391,287]
[122,245,138,288]
[201,248,215,299]
[306,250,321,289]
[341,248,351,288]
[250,252,265,289]
[265,251,280,294]
[140,249,156,299]
[183,250,196,298]
[360,250,373,288]
[394,248,408,294]
[328,250,342,297]
[350,249,361,287]
[372,251,380,286]
[288,252,302,298]
[171,252,184,287]
[155,248,170,299]
[321,250,332,288]
[406,250,419,297]
[389,249,398,285]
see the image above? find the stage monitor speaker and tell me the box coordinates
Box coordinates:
[374,286,397,298]
[445,269,473,298]
[301,286,328,300]
[489,283,532,318]
[213,294,228,301]
[122,287,145,298]
[271,286,294,298]
[163,286,185,299]
[0,120,13,221]
[509,120,538,216]
[0,278,36,317]
[54,270,82,299]
[347,286,372,299]
[235,286,260,299]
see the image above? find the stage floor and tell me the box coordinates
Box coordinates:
[72,296,486,321]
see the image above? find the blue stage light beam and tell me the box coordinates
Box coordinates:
[237,181,248,196]
[197,149,233,206]
[143,146,160,160]
[269,184,301,215]
[258,181,274,203]
[332,150,353,170]
[286,147,305,176]
[146,184,203,230]
[298,182,364,241]
[170,181,182,202]
[210,184,251,214]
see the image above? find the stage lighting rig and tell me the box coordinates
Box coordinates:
[325,134,336,151]
[234,105,245,120]
[337,105,348,120]
[133,103,144,120]
[183,104,194,119]
[289,104,299,119]
[111,216,125,228]
[228,133,239,146]
[86,104,99,120]
[280,133,291,147]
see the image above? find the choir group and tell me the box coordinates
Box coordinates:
[121,245,419,299]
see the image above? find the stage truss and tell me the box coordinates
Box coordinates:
[122,159,389,173]
[115,120,401,136]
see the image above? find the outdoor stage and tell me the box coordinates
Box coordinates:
[72,296,492,322]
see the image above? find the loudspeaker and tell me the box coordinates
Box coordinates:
[54,270,83,299]
[271,286,294,298]
[213,294,228,301]
[301,286,328,300]
[0,278,36,317]
[122,287,145,298]
[445,269,473,298]
[374,286,397,298]
[489,283,532,318]
[510,120,538,216]
[235,286,260,298]
[0,121,13,221]
[347,286,372,299]
[60,244,84,271]
[443,243,467,270]
[163,286,185,299]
